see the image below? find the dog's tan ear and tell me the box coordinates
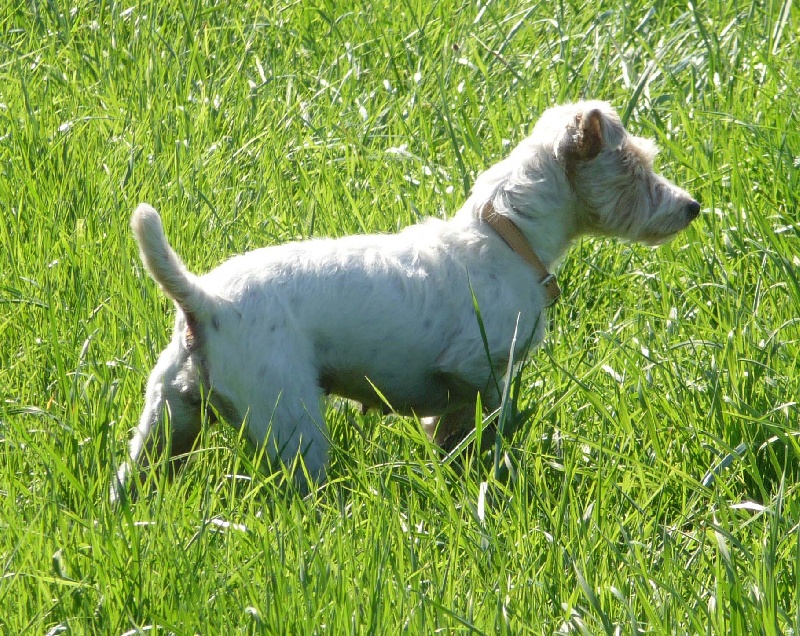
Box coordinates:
[558,107,607,168]
[575,109,604,160]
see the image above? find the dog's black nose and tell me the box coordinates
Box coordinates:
[686,200,701,220]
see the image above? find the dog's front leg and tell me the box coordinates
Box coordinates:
[421,403,495,453]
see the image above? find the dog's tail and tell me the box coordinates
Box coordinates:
[132,203,210,319]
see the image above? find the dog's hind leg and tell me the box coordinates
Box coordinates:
[232,352,330,493]
[246,395,330,493]
[112,341,204,502]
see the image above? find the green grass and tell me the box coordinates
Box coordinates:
[1,0,798,632]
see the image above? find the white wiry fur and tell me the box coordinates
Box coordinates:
[115,101,699,497]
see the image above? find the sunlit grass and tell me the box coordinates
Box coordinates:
[0,0,798,632]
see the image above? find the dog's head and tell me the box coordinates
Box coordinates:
[543,101,700,244]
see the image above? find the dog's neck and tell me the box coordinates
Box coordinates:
[478,202,561,306]
[456,154,579,269]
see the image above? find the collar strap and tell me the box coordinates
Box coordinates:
[479,202,561,306]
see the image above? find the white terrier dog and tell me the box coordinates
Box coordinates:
[116,101,699,495]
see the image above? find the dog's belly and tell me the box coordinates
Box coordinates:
[319,366,471,416]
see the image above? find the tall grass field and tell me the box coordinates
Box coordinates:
[1,0,798,632]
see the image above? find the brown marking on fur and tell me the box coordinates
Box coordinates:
[577,109,604,160]
[562,109,605,185]
[183,314,201,351]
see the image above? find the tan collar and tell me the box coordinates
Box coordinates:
[479,202,561,306]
